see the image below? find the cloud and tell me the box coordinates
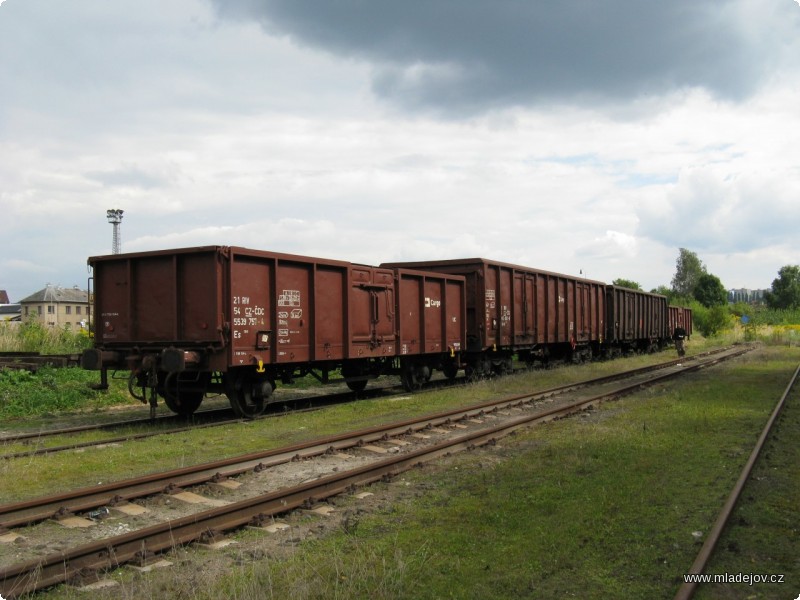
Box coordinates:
[636,165,800,253]
[1,0,798,302]
[576,230,638,261]
[209,0,800,114]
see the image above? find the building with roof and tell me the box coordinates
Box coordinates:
[20,284,90,329]
[0,304,21,322]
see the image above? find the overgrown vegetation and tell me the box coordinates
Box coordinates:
[0,366,132,419]
[0,321,92,354]
[0,321,131,420]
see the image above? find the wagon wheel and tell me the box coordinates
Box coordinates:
[401,362,430,391]
[225,372,271,418]
[342,362,370,393]
[441,361,459,380]
[345,379,368,392]
[159,371,207,416]
[400,369,422,392]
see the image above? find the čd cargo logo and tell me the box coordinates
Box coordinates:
[424,297,441,308]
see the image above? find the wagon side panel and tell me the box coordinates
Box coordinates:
[93,259,132,344]
[423,277,445,353]
[93,249,223,347]
[397,272,422,356]
[314,266,347,361]
[228,254,273,369]
[445,278,466,352]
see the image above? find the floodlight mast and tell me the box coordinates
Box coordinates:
[106,209,124,254]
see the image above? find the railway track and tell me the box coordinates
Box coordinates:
[674,359,800,600]
[0,345,751,597]
[0,384,399,460]
[0,352,80,373]
[0,348,729,460]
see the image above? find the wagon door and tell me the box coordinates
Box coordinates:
[513,272,535,345]
[576,282,591,343]
[348,266,396,358]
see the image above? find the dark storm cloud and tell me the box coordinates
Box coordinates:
[208,0,794,113]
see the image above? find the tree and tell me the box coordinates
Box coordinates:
[765,265,800,309]
[650,285,674,300]
[612,278,642,291]
[671,248,706,298]
[694,273,727,308]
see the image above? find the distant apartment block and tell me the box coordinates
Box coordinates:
[20,284,91,329]
[728,288,767,304]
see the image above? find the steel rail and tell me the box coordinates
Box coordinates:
[0,346,729,445]
[0,387,392,459]
[0,404,327,461]
[0,407,232,443]
[0,346,751,598]
[0,384,372,445]
[0,347,740,529]
[673,362,800,600]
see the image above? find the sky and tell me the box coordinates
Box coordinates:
[1,0,799,303]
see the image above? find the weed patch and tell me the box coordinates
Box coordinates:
[0,367,134,420]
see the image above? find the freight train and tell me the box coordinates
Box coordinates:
[80,246,692,418]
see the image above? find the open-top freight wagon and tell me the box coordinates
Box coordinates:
[605,285,670,355]
[382,258,608,376]
[82,246,692,417]
[383,258,681,373]
[81,246,465,417]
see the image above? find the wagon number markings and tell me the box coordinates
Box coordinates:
[232,296,266,340]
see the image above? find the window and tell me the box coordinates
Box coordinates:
[76,306,82,315]
[38,306,42,315]
[66,306,72,315]
[47,305,54,314]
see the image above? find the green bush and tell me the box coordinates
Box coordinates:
[689,301,731,337]
[0,366,128,419]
